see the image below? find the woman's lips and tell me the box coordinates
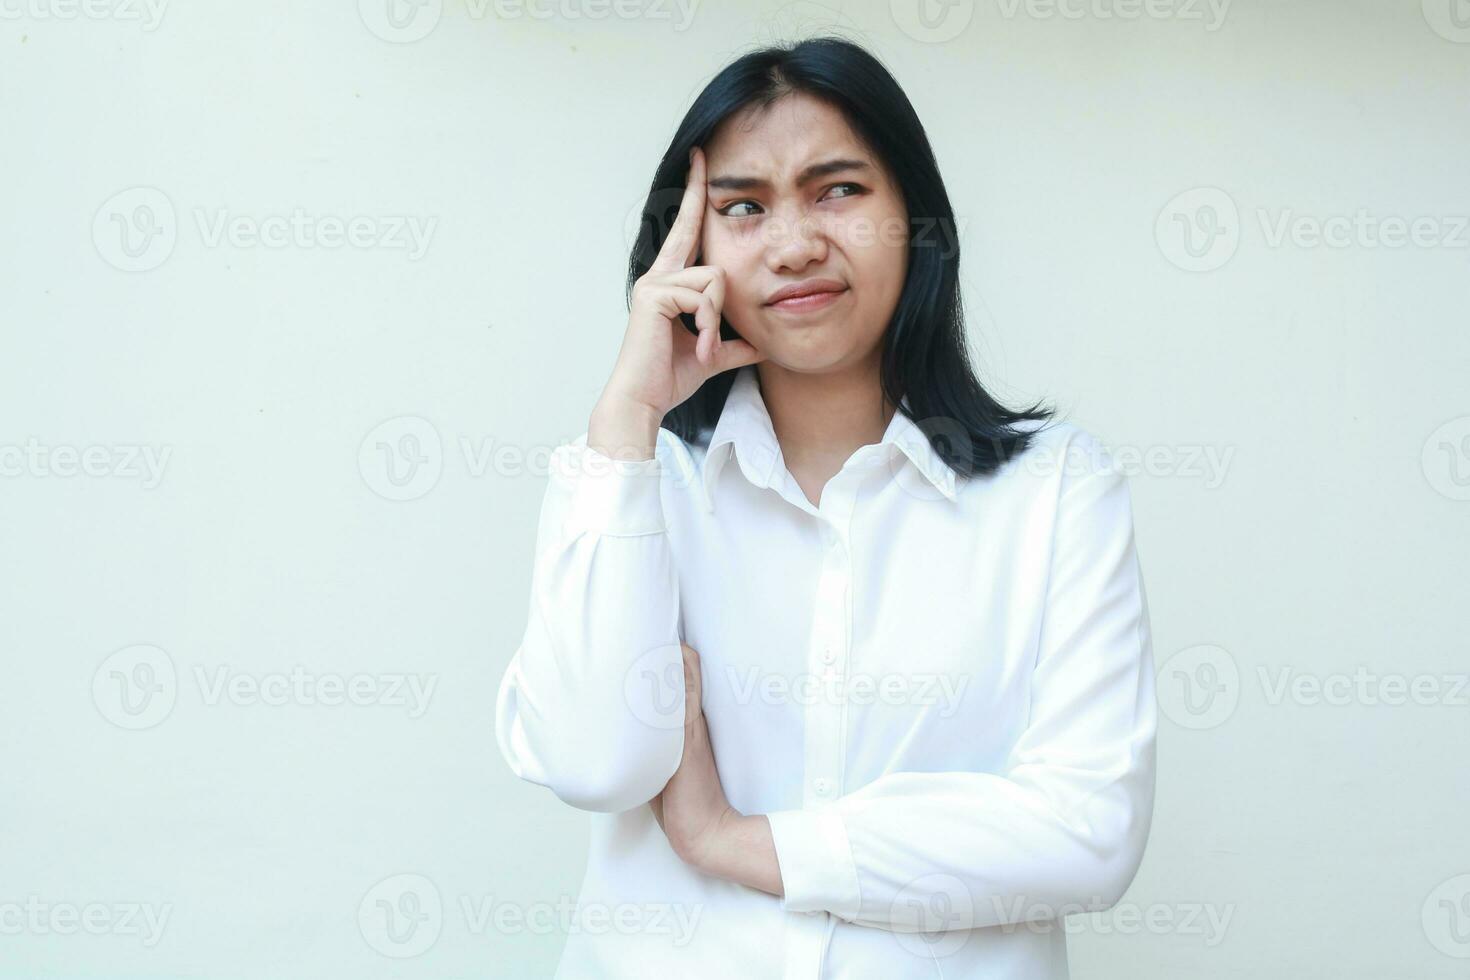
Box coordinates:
[767,287,847,313]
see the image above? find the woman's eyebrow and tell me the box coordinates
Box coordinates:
[707,158,871,192]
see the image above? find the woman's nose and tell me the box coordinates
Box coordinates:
[765,211,827,271]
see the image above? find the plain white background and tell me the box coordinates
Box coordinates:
[2,0,1467,976]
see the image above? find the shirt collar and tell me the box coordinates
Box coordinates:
[698,364,959,514]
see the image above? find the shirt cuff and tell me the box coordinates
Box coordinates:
[556,440,665,538]
[766,806,862,921]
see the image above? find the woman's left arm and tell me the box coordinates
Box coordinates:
[674,461,1157,932]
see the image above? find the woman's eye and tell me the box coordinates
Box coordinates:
[718,184,863,219]
[823,182,864,201]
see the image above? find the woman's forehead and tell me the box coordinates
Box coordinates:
[705,100,879,184]
[709,96,858,157]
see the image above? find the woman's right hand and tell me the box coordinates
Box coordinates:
[590,146,766,459]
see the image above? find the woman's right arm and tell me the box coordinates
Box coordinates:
[494,398,685,813]
[493,146,765,813]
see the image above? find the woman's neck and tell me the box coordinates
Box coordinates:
[754,357,897,474]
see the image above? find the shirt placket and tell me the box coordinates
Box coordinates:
[783,476,858,980]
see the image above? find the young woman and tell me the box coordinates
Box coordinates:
[495,36,1156,980]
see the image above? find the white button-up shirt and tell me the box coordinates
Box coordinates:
[495,363,1157,980]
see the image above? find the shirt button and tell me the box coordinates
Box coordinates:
[821,645,836,664]
[813,777,832,796]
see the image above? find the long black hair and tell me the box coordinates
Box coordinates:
[626,35,1056,480]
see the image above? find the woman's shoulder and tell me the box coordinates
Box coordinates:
[985,417,1131,497]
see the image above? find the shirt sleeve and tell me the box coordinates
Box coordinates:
[493,431,686,814]
[764,450,1157,931]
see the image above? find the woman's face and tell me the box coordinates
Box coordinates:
[698,93,909,374]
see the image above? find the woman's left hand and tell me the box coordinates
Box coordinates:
[650,643,738,870]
